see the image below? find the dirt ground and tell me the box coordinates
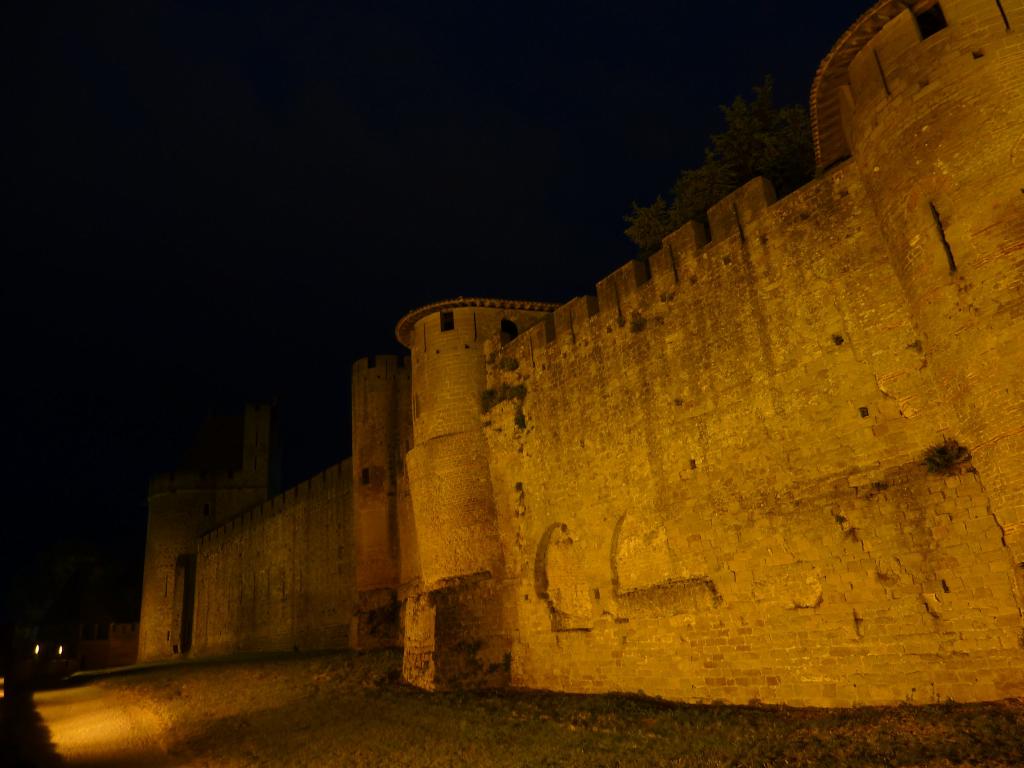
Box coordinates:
[9,650,1024,767]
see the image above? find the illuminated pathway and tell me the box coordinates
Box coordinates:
[33,684,173,767]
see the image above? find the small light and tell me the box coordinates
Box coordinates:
[58,645,63,656]
[34,644,40,655]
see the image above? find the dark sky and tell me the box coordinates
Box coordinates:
[3,0,869,621]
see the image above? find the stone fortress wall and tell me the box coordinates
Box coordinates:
[138,404,275,660]
[139,0,1024,706]
[484,168,1018,706]
[191,460,355,656]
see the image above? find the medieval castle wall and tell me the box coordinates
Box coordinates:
[845,0,1024,562]
[400,302,554,687]
[191,461,355,655]
[481,165,1018,706]
[139,404,275,660]
[139,0,1024,707]
[469,0,1024,706]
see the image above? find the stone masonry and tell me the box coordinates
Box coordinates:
[139,0,1024,706]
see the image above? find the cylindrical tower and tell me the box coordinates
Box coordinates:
[396,299,556,589]
[812,0,1024,534]
[395,298,555,689]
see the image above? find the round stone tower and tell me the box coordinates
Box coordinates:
[396,298,556,589]
[394,298,555,689]
[812,0,1024,541]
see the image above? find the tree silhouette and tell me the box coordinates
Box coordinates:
[625,77,814,252]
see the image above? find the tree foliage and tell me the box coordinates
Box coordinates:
[624,77,815,252]
[8,540,140,625]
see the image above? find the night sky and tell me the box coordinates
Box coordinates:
[3,0,868,622]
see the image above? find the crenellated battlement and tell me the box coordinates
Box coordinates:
[148,468,260,496]
[352,354,411,380]
[495,172,800,370]
[812,0,1021,169]
[198,459,351,547]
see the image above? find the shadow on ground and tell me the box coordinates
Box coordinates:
[1,681,63,768]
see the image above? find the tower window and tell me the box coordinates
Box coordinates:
[440,311,455,331]
[913,2,948,39]
[367,355,376,369]
[501,319,519,340]
[361,467,370,485]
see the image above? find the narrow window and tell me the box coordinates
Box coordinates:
[501,319,519,340]
[914,2,948,39]
[929,202,957,272]
[367,355,376,369]
[731,202,746,244]
[873,49,891,96]
[361,467,371,485]
[203,503,210,517]
[995,0,1010,30]
[440,310,455,331]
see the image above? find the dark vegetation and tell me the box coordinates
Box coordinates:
[923,438,972,475]
[624,77,815,253]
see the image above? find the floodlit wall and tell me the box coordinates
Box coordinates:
[139,0,1024,708]
[191,461,355,655]
[401,303,553,688]
[844,0,1024,566]
[481,160,1024,706]
[406,306,552,589]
